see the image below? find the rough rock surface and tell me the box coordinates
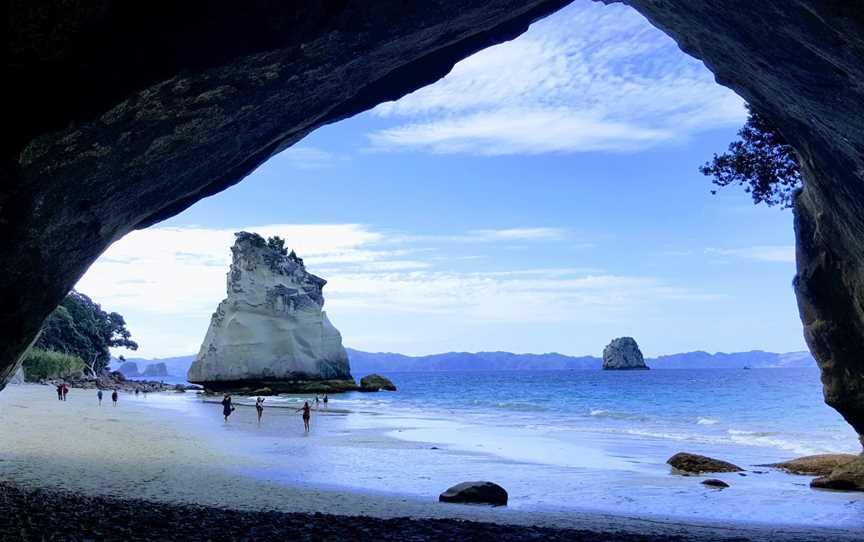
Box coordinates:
[439,482,508,506]
[701,479,729,489]
[764,454,859,476]
[8,367,25,385]
[117,361,140,378]
[602,337,648,370]
[141,362,168,378]
[188,232,351,392]
[667,453,743,474]
[810,456,864,492]
[5,2,864,450]
[360,374,397,392]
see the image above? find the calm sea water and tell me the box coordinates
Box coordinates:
[344,367,859,459]
[146,366,864,527]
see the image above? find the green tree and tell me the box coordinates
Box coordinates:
[21,348,85,381]
[700,105,802,208]
[267,236,288,256]
[36,291,137,375]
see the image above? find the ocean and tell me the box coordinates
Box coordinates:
[143,366,864,527]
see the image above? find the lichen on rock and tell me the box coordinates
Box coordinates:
[187,232,352,392]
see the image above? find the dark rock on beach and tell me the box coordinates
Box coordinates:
[763,454,859,476]
[701,479,729,488]
[667,453,743,474]
[360,374,397,392]
[810,456,864,491]
[48,371,198,394]
[439,481,508,506]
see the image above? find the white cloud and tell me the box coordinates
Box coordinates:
[369,1,745,155]
[278,146,344,169]
[704,246,795,263]
[387,227,577,244]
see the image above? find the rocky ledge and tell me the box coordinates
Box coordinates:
[47,371,197,394]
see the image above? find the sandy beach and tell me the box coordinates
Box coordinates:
[0,383,861,541]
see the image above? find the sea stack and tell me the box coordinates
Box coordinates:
[188,232,354,393]
[602,337,649,370]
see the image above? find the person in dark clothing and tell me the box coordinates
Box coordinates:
[97,389,103,406]
[111,389,118,406]
[296,401,312,432]
[56,385,63,401]
[222,395,235,422]
[255,397,265,423]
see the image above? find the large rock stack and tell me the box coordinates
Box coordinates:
[602,337,649,370]
[188,232,355,393]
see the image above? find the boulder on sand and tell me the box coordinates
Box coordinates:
[810,456,864,491]
[667,452,742,474]
[763,454,858,476]
[439,482,508,506]
[360,374,396,392]
[701,479,729,488]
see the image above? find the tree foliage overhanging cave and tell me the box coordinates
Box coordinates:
[701,105,802,208]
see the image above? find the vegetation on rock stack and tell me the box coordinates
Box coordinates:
[701,104,802,208]
[21,349,85,380]
[35,291,137,376]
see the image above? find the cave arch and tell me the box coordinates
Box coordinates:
[5,1,864,445]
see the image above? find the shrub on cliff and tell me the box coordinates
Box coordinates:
[36,291,137,375]
[701,104,801,208]
[21,348,85,381]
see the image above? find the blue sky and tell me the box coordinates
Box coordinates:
[79,2,803,359]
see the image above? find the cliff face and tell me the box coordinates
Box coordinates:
[187,233,351,390]
[602,337,648,370]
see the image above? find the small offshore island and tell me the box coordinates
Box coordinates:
[188,232,393,394]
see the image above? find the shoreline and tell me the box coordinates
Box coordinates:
[0,384,861,541]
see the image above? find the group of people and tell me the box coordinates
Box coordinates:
[55,383,69,401]
[54,385,119,406]
[220,393,329,433]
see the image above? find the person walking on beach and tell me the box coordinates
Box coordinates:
[296,401,312,432]
[111,389,118,406]
[56,384,63,401]
[323,394,328,409]
[61,383,69,401]
[314,395,320,409]
[222,394,235,422]
[97,389,103,406]
[255,396,265,423]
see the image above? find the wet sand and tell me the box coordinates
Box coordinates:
[0,384,860,541]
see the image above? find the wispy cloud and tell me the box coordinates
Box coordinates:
[368,2,745,155]
[705,246,795,263]
[278,146,345,169]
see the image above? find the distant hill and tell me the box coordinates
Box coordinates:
[110,355,195,380]
[111,348,817,380]
[347,348,817,373]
